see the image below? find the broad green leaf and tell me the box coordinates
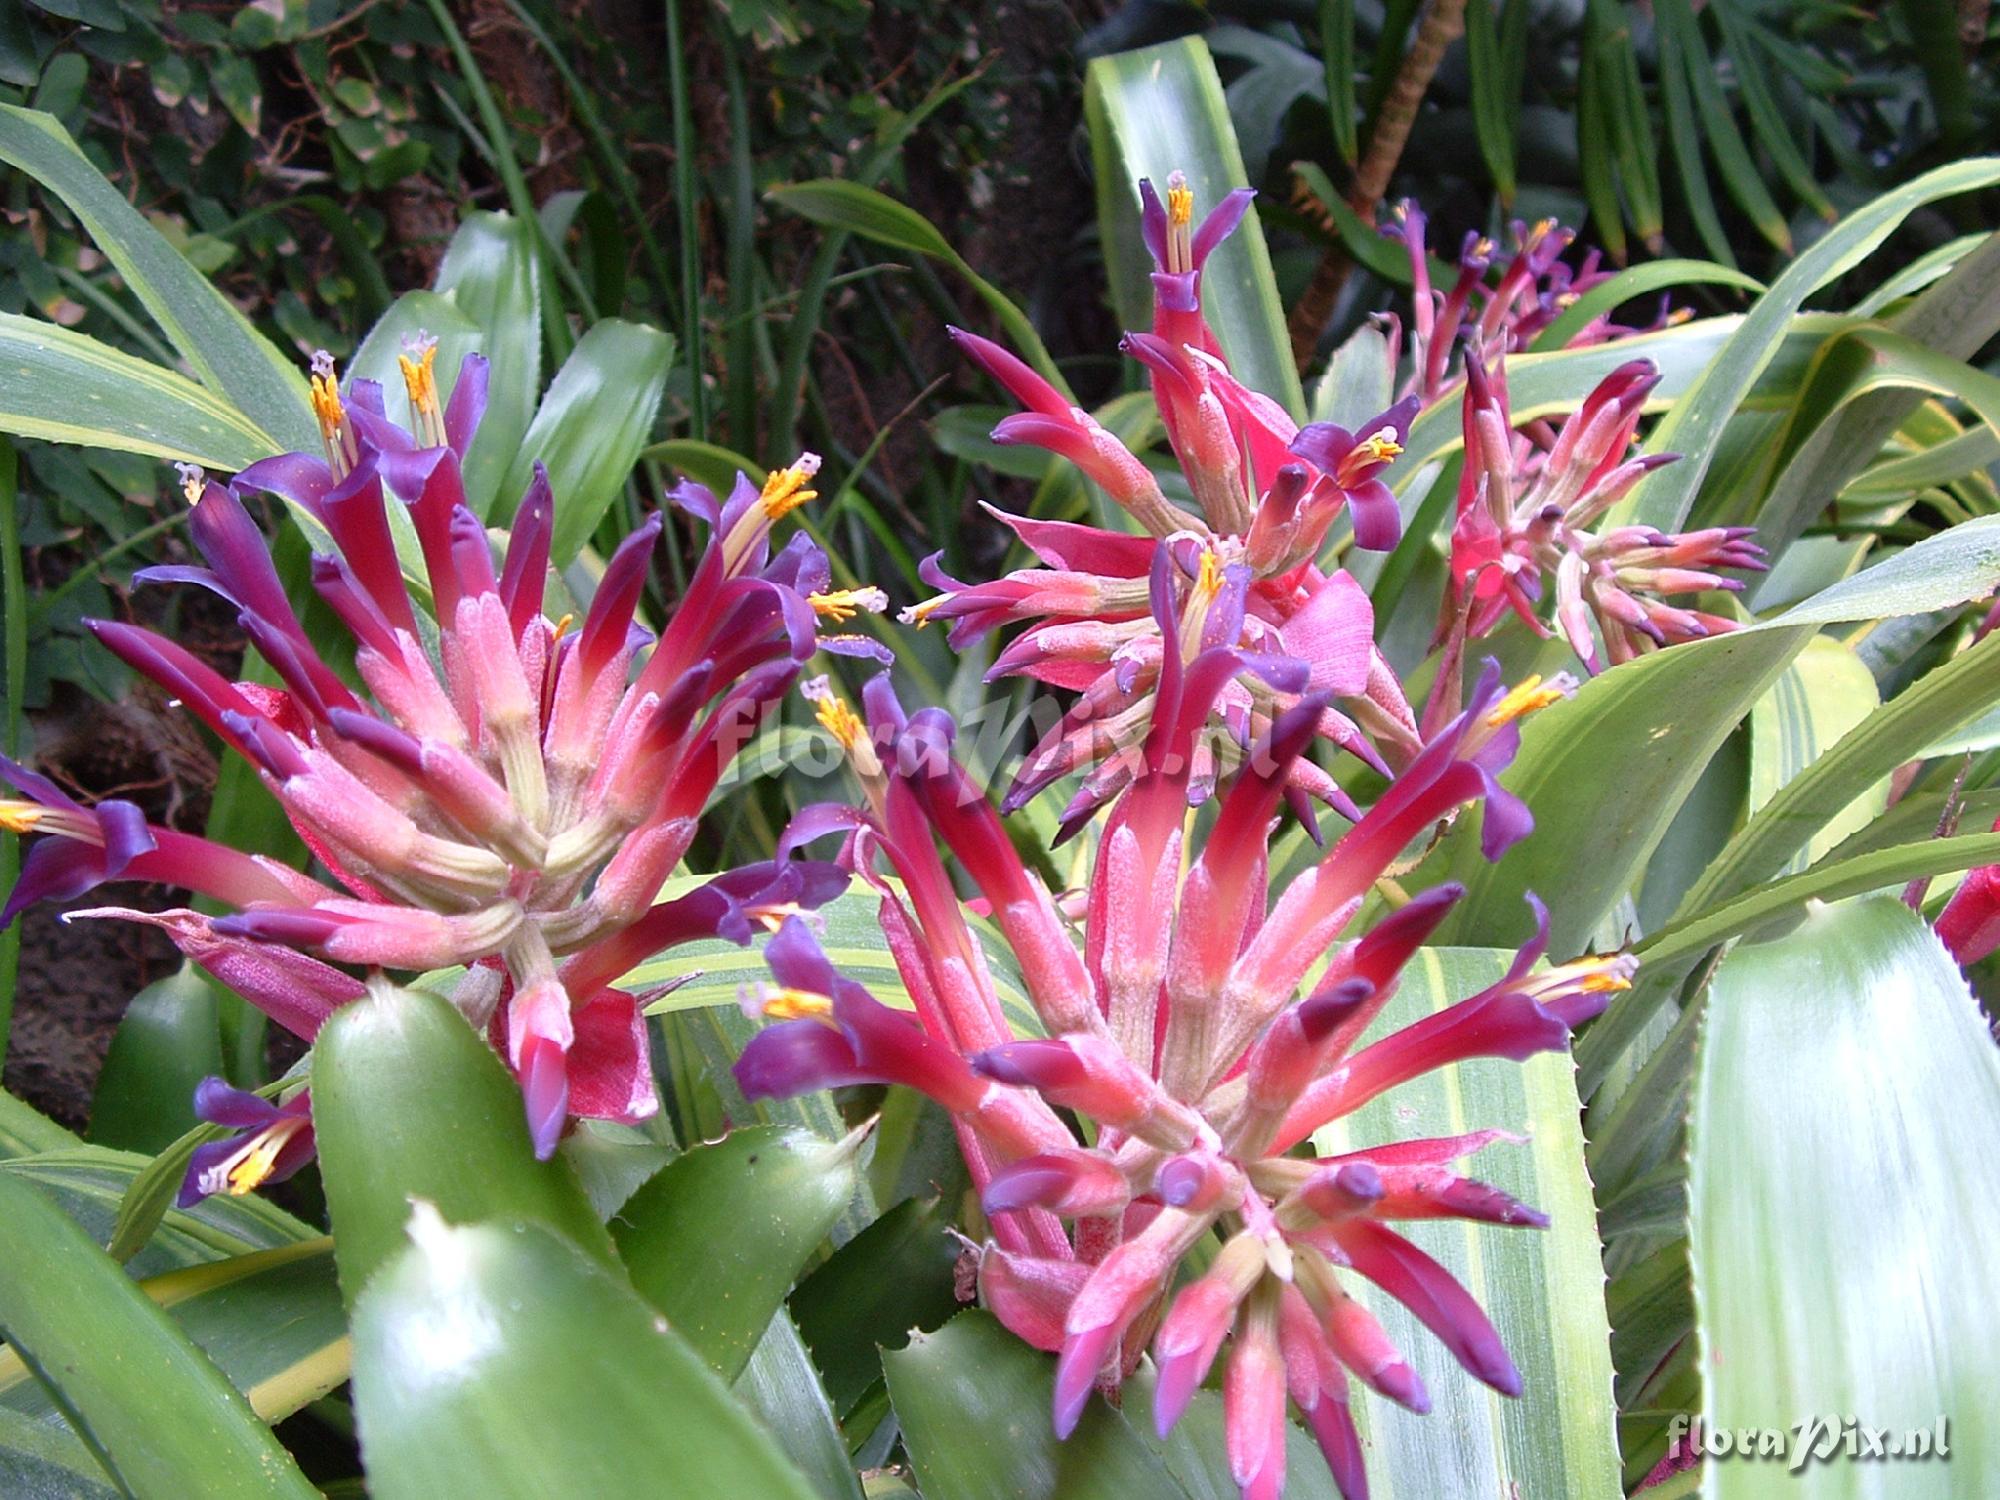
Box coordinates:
[1310,948,1621,1498]
[1622,157,2000,531]
[1690,898,2000,1496]
[889,1311,1190,1499]
[613,1124,863,1382]
[735,1311,865,1500]
[1639,830,2000,976]
[3,1146,315,1281]
[311,981,613,1306]
[0,1092,78,1160]
[1681,627,2000,920]
[87,963,222,1154]
[0,1238,346,1424]
[1746,636,1883,874]
[348,288,484,441]
[1084,37,1302,419]
[790,1195,964,1420]
[0,312,281,469]
[1308,322,1392,429]
[0,1404,116,1499]
[351,1209,819,1500]
[0,106,316,450]
[434,211,543,517]
[0,1171,319,1499]
[502,318,674,565]
[643,437,761,497]
[769,180,1063,396]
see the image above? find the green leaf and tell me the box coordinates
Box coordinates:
[1639,830,2000,976]
[0,1170,319,1498]
[311,981,613,1307]
[1308,323,1392,429]
[1681,626,2000,920]
[1621,157,2000,532]
[0,1404,117,1499]
[888,1311,1190,1499]
[790,1195,965,1420]
[769,180,1064,398]
[0,312,283,469]
[734,1311,866,1500]
[87,964,222,1154]
[349,288,484,442]
[1084,37,1301,420]
[1747,234,2000,561]
[1690,897,2000,1495]
[1745,636,1883,874]
[501,318,674,565]
[4,1145,316,1280]
[1309,948,1621,1497]
[434,211,543,518]
[351,1208,820,1500]
[613,1124,863,1383]
[0,1091,80,1160]
[0,1237,346,1424]
[0,107,316,451]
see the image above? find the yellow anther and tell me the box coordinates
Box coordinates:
[760,986,834,1021]
[759,452,822,520]
[307,351,357,478]
[805,676,867,751]
[1665,307,1695,326]
[1194,547,1224,603]
[902,595,946,630]
[1580,968,1634,993]
[398,334,445,448]
[808,586,888,624]
[0,801,46,835]
[223,1116,309,1196]
[1484,673,1567,728]
[1528,217,1558,242]
[1471,236,1495,259]
[552,613,575,639]
[1164,169,1196,274]
[174,462,206,506]
[1555,291,1580,309]
[748,901,811,934]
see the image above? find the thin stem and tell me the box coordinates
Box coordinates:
[0,439,22,1060]
[666,0,707,441]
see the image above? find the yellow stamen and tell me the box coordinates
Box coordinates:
[1528,217,1558,243]
[903,595,947,630]
[1336,426,1403,486]
[174,462,206,506]
[1471,236,1495,259]
[760,986,834,1021]
[397,334,445,448]
[223,1116,309,1196]
[748,901,810,934]
[759,452,822,521]
[1484,673,1567,728]
[1665,307,1694,327]
[0,801,47,835]
[1555,291,1580,309]
[308,350,356,478]
[815,692,866,751]
[1164,169,1195,274]
[808,586,888,624]
[552,613,575,640]
[1580,969,1633,993]
[1194,547,1224,604]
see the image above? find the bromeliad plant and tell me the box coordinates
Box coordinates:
[0,341,866,1185]
[6,39,2000,1500]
